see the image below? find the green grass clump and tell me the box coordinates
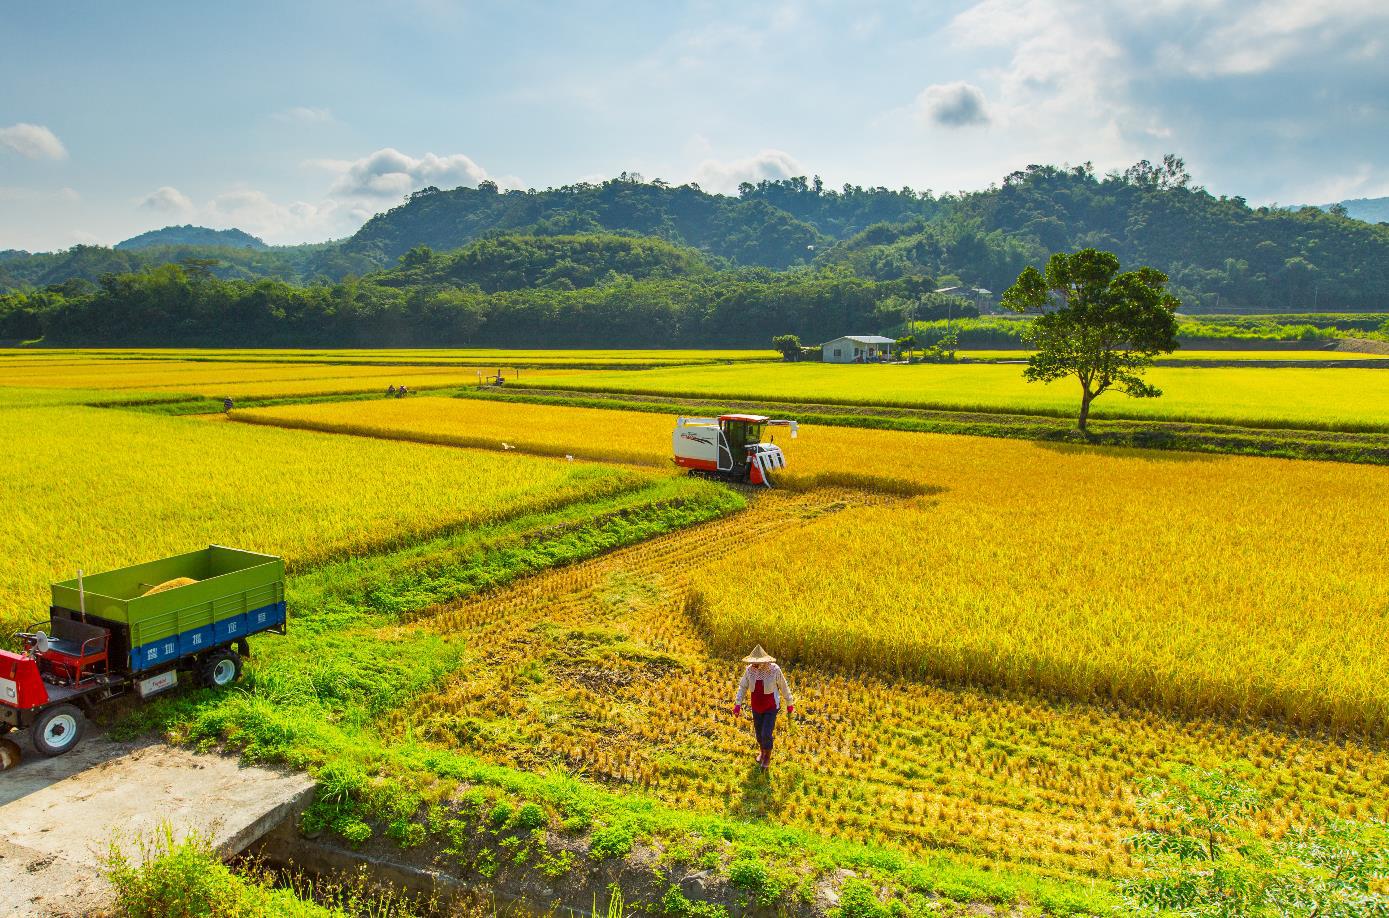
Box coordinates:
[105,827,345,918]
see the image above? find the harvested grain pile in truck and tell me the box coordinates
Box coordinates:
[141,577,198,596]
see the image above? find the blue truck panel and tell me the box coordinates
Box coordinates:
[129,600,286,672]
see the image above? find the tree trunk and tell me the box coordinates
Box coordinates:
[1078,390,1094,434]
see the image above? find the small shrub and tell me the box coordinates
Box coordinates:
[541,848,576,878]
[514,802,547,831]
[834,879,891,918]
[590,823,636,860]
[339,818,373,846]
[104,827,251,918]
[488,801,514,829]
[562,812,593,833]
[727,856,787,907]
[659,885,730,918]
[475,846,498,878]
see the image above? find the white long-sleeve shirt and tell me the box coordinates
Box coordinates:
[735,663,794,710]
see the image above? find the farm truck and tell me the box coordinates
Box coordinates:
[673,414,798,487]
[0,545,286,763]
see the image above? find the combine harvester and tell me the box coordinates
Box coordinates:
[0,545,286,766]
[673,414,798,487]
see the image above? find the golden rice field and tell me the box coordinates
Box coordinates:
[5,351,1387,896]
[0,357,582,399]
[512,361,1389,431]
[239,395,1389,735]
[0,347,776,366]
[239,396,685,468]
[0,399,645,638]
[400,489,1389,879]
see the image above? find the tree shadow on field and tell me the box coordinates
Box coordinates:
[1032,430,1223,463]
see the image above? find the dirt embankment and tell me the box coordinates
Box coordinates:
[1334,337,1389,355]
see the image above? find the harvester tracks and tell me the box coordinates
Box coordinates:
[418,487,892,636]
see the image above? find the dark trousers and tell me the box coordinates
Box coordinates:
[753,708,778,750]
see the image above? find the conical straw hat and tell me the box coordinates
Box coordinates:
[742,644,776,664]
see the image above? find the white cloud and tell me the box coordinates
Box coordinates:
[273,106,334,125]
[692,149,805,193]
[204,190,338,240]
[935,0,1389,199]
[315,147,491,199]
[0,123,68,160]
[139,185,194,214]
[129,147,511,244]
[943,0,1140,168]
[917,82,991,128]
[0,186,80,204]
[1149,0,1389,77]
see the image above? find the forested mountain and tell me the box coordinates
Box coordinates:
[378,233,710,293]
[819,159,1389,312]
[115,225,268,251]
[341,176,936,270]
[0,242,378,292]
[0,240,949,347]
[4,159,1388,324]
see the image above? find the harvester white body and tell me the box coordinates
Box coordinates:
[672,414,797,487]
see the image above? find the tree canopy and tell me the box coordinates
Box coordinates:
[1002,248,1180,432]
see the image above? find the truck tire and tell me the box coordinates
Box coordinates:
[202,649,242,688]
[32,704,84,756]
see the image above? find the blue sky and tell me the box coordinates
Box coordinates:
[2,0,1386,250]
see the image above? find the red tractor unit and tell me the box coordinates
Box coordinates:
[672,414,798,487]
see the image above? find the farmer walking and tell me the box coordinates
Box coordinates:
[733,645,794,770]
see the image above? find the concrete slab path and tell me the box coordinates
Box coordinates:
[0,727,314,917]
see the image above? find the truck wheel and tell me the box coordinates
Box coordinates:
[202,649,242,688]
[32,704,85,756]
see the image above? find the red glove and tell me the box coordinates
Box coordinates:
[787,705,795,716]
[732,704,742,716]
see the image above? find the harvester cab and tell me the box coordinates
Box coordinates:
[672,414,798,487]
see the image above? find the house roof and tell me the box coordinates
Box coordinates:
[824,335,897,345]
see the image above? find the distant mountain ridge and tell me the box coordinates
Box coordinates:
[2,161,1387,313]
[1323,197,1389,224]
[115,225,268,251]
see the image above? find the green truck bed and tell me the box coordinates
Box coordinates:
[51,545,285,672]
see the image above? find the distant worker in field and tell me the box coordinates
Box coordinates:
[397,385,408,398]
[387,385,396,397]
[732,645,794,770]
[222,396,233,413]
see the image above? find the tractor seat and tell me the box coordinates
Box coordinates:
[46,636,87,657]
[34,618,110,683]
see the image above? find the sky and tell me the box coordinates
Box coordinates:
[2,0,1387,251]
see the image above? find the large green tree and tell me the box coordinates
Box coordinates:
[1002,248,1180,433]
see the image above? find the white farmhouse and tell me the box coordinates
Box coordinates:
[821,335,897,363]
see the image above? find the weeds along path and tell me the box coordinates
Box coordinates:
[391,487,1389,881]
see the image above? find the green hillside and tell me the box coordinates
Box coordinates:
[115,224,268,250]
